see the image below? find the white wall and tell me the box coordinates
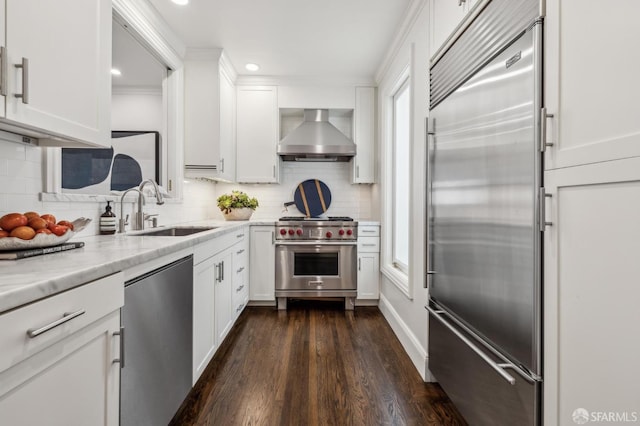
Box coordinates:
[112,90,164,131]
[214,161,373,220]
[375,0,432,380]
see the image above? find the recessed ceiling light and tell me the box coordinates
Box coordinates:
[245,63,260,72]
[171,0,189,5]
[111,68,122,76]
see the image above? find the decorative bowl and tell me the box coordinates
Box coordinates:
[0,218,92,251]
[222,208,254,221]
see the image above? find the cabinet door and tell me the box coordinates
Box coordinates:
[429,0,467,58]
[192,255,217,383]
[544,0,640,170]
[218,68,236,182]
[249,226,276,302]
[0,312,120,426]
[236,86,279,183]
[543,157,640,425]
[0,1,5,118]
[184,58,220,173]
[353,87,375,183]
[215,250,234,344]
[357,253,379,300]
[4,0,111,147]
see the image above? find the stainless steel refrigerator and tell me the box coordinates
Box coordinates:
[426,0,544,424]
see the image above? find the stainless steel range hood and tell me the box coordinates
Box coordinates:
[277,109,356,161]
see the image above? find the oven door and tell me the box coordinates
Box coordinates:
[275,242,357,292]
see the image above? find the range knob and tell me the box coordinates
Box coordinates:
[346,229,353,236]
[339,229,345,236]
[279,229,287,236]
[296,229,303,236]
[288,229,294,235]
[326,231,333,238]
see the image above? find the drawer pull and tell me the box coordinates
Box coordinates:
[237,249,245,255]
[236,304,244,313]
[113,327,125,368]
[237,266,245,273]
[236,284,245,292]
[27,309,86,338]
[361,244,376,247]
[361,230,376,233]
[236,233,244,238]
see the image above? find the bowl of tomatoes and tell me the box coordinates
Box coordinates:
[0,212,91,250]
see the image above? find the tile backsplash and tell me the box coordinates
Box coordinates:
[0,140,374,239]
[214,161,373,220]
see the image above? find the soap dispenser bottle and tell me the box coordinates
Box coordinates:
[100,201,116,235]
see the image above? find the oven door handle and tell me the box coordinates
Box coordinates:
[275,241,357,246]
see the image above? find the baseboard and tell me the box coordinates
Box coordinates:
[378,294,428,380]
[355,299,379,306]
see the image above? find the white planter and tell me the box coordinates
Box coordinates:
[221,208,254,221]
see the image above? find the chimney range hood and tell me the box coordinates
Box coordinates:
[277,109,356,161]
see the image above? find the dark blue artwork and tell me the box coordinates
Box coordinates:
[61,131,159,193]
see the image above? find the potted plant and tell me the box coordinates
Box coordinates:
[217,190,259,221]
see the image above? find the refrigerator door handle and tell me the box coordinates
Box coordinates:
[426,305,517,385]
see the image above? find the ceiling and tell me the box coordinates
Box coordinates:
[147,0,412,81]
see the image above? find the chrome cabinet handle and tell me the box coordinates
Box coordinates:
[237,266,245,273]
[361,243,376,247]
[361,230,376,233]
[539,188,553,232]
[426,305,516,385]
[236,284,244,292]
[0,46,6,96]
[14,57,29,104]
[27,309,86,338]
[273,165,276,178]
[237,249,245,255]
[220,158,225,173]
[271,231,275,245]
[221,261,224,281]
[236,303,244,313]
[237,233,244,238]
[358,258,361,271]
[356,165,359,179]
[113,327,125,368]
[540,107,555,152]
[215,263,221,283]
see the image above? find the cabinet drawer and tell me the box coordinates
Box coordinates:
[358,226,380,237]
[0,272,124,374]
[358,236,380,253]
[194,227,248,265]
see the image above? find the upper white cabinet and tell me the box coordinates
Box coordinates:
[184,49,236,181]
[0,0,111,147]
[236,86,279,183]
[353,87,375,183]
[544,0,640,170]
[429,0,480,59]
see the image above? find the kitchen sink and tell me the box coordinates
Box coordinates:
[130,226,218,237]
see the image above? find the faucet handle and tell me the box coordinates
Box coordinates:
[118,214,130,233]
[144,213,159,228]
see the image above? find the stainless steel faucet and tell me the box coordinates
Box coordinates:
[118,179,165,233]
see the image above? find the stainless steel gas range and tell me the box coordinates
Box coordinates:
[275,217,358,310]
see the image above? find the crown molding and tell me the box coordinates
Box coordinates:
[374,0,427,84]
[235,75,376,87]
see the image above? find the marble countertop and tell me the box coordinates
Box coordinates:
[0,220,252,314]
[0,217,380,314]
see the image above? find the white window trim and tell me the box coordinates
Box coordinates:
[381,60,413,299]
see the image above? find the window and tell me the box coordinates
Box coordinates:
[392,78,410,274]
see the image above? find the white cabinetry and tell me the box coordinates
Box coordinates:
[249,225,276,302]
[192,228,248,383]
[0,273,124,426]
[429,0,481,59]
[357,225,380,300]
[544,0,640,171]
[232,237,249,319]
[236,86,279,183]
[353,87,376,183]
[542,2,640,423]
[184,49,236,181]
[0,0,111,147]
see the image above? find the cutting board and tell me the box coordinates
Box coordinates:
[293,179,332,217]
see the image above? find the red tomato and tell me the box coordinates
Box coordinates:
[49,224,69,236]
[40,214,57,224]
[57,220,74,231]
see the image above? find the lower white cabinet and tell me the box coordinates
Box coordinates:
[249,225,276,302]
[0,273,124,426]
[357,225,380,300]
[192,227,249,383]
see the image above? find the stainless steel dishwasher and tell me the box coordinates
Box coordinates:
[120,255,193,426]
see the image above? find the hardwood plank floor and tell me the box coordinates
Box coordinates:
[171,300,467,426]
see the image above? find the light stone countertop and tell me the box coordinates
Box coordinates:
[0,220,255,314]
[0,217,379,314]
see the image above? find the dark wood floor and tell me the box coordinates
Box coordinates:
[171,300,467,426]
